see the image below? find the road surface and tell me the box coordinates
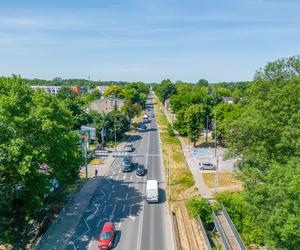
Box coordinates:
[65,95,174,250]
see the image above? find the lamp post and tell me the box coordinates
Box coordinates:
[114,116,117,152]
[214,156,219,193]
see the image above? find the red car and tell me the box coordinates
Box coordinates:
[98,221,115,249]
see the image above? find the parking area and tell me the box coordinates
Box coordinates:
[186,147,237,172]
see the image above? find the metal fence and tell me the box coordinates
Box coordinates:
[221,204,247,250]
[212,210,231,250]
[197,216,212,250]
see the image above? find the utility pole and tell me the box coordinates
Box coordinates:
[214,156,219,193]
[114,116,117,152]
[214,111,217,157]
[206,115,209,143]
[214,110,218,193]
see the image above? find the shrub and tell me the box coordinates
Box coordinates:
[186,197,213,227]
[167,124,175,136]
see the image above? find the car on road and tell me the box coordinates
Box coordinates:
[98,221,115,249]
[124,143,134,152]
[136,164,146,176]
[122,157,132,172]
[199,162,216,170]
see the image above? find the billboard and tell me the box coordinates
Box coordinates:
[81,126,96,140]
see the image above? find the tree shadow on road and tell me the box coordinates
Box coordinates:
[67,176,143,249]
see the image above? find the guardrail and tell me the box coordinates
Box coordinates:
[212,210,231,250]
[171,212,182,250]
[197,216,212,250]
[221,204,247,250]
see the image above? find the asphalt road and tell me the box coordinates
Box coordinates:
[65,95,174,250]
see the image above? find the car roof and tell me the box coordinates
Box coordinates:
[102,222,114,232]
[126,143,132,146]
[200,162,212,165]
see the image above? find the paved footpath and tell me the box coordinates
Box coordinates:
[35,142,127,250]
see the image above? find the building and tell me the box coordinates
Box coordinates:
[69,86,81,95]
[97,85,109,94]
[90,95,125,113]
[31,86,62,95]
[222,96,234,104]
[31,85,89,96]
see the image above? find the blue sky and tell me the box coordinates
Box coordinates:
[0,0,299,83]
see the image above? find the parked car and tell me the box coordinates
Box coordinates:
[122,157,132,172]
[98,221,115,249]
[199,162,216,170]
[124,143,134,152]
[136,164,146,176]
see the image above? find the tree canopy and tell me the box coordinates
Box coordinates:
[0,76,82,242]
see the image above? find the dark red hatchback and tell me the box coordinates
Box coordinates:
[98,221,115,249]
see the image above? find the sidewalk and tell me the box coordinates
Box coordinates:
[35,141,127,250]
[162,106,214,199]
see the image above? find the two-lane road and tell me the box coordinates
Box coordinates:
[65,95,174,250]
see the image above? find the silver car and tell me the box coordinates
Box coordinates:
[199,162,216,170]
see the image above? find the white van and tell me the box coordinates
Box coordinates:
[146,180,158,203]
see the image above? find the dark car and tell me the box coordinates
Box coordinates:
[136,164,146,176]
[199,162,216,170]
[122,157,132,172]
[98,221,115,249]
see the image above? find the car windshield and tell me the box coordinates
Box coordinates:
[138,166,144,171]
[100,232,111,240]
[126,144,132,148]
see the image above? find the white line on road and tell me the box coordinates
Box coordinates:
[103,205,106,213]
[130,175,133,181]
[97,218,103,227]
[122,204,126,212]
[126,193,129,200]
[107,193,111,200]
[109,204,116,220]
[136,201,144,249]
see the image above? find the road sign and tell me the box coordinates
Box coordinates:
[95,150,109,158]
[81,126,96,140]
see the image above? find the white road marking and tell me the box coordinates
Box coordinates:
[130,175,133,181]
[97,218,103,227]
[112,184,115,190]
[136,201,144,247]
[109,204,116,220]
[122,204,126,212]
[107,193,111,200]
[137,122,151,250]
[125,193,129,200]
[102,205,106,213]
[123,175,126,181]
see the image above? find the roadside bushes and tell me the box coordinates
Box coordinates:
[186,197,213,228]
[216,192,264,245]
[167,124,175,136]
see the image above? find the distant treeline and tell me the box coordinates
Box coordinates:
[22,77,252,91]
[22,77,129,87]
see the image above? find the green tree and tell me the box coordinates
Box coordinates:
[155,79,177,104]
[186,197,213,227]
[81,90,101,103]
[185,104,205,146]
[196,79,209,86]
[121,101,142,121]
[103,85,125,99]
[56,86,78,100]
[0,76,82,243]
